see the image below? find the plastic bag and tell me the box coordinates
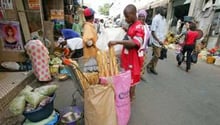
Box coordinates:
[84,84,117,125]
[1,61,20,70]
[191,51,198,63]
[25,91,46,108]
[9,96,26,115]
[176,53,184,63]
[83,58,98,72]
[34,85,58,96]
[100,71,131,125]
[112,71,131,125]
[159,47,168,60]
[19,85,33,96]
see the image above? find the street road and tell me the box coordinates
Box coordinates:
[129,50,220,125]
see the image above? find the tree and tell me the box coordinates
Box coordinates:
[98,3,111,16]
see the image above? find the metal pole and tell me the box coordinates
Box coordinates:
[81,0,84,6]
[39,0,46,44]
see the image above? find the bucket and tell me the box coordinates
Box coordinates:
[206,56,215,64]
[23,94,56,122]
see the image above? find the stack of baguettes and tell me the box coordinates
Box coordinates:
[71,46,119,90]
[96,46,119,77]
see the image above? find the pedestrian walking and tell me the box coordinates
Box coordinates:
[137,9,151,81]
[108,4,145,101]
[177,22,199,72]
[25,39,52,83]
[99,19,105,35]
[147,6,167,75]
[82,8,98,58]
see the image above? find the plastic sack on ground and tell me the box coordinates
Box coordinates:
[25,91,46,108]
[34,85,58,96]
[1,61,20,70]
[100,70,131,125]
[9,96,26,115]
[214,56,220,66]
[84,84,117,125]
[19,85,33,96]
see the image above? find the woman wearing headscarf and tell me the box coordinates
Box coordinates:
[138,9,150,80]
[82,8,98,58]
[25,39,52,83]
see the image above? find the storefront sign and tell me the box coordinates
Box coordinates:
[0,0,14,9]
[28,0,40,9]
[0,21,24,52]
[50,9,64,20]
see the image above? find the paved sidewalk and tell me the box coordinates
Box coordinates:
[0,71,35,125]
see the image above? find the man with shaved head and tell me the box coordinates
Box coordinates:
[109,4,145,102]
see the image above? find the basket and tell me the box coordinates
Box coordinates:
[23,94,56,122]
[54,47,63,57]
[206,56,215,64]
[49,65,59,75]
[59,106,83,125]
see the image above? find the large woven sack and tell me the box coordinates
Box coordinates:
[84,84,117,125]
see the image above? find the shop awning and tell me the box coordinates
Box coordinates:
[173,0,191,7]
[150,0,169,8]
[137,0,169,10]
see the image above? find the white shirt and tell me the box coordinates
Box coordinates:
[66,37,83,51]
[150,14,167,47]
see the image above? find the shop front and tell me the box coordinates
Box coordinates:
[0,0,66,63]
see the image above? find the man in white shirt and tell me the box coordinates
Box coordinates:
[61,29,83,58]
[147,7,167,75]
[66,37,83,58]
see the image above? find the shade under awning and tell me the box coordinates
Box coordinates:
[173,0,191,7]
[137,0,169,10]
[150,0,169,8]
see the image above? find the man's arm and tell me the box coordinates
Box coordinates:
[151,31,163,45]
[108,40,138,49]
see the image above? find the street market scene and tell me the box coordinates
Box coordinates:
[0,0,220,125]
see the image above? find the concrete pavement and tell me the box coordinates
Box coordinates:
[129,50,220,125]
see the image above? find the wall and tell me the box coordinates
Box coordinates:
[0,0,27,62]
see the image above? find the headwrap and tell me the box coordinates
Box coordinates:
[138,9,147,18]
[61,29,80,40]
[84,8,95,17]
